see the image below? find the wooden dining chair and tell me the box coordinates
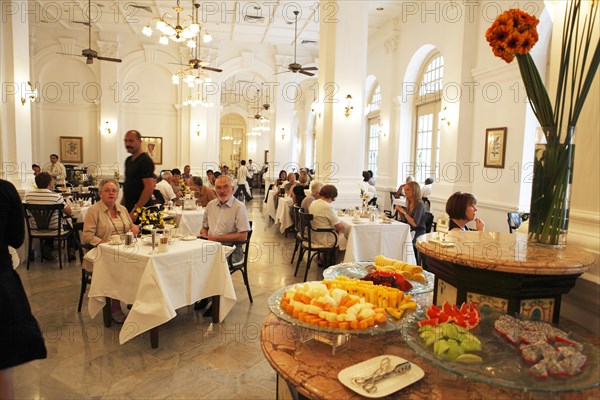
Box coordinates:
[73,192,96,204]
[23,203,73,269]
[290,205,303,265]
[507,212,522,233]
[228,221,254,302]
[294,210,338,282]
[73,222,95,312]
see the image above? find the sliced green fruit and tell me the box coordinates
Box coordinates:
[459,339,482,352]
[455,354,483,364]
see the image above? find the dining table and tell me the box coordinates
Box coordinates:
[171,206,205,237]
[275,195,294,233]
[264,187,279,221]
[86,237,236,347]
[339,215,416,264]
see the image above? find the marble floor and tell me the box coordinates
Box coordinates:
[12,197,315,399]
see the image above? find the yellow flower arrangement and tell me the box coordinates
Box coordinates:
[136,206,176,230]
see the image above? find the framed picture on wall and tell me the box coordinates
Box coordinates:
[484,127,507,168]
[142,137,162,165]
[60,136,83,164]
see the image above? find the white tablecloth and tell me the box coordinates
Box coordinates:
[275,196,294,233]
[339,216,416,264]
[264,188,278,221]
[172,207,205,236]
[70,205,90,222]
[87,238,236,344]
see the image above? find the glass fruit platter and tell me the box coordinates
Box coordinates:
[268,283,418,336]
[322,262,435,295]
[401,308,600,392]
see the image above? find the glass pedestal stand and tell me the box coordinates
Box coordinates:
[299,328,351,356]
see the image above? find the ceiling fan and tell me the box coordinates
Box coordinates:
[277,10,318,76]
[57,0,122,64]
[247,89,271,120]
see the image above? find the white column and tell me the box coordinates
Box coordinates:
[0,2,33,188]
[315,0,369,209]
[98,40,120,178]
[273,59,298,173]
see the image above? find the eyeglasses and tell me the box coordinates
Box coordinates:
[102,189,119,194]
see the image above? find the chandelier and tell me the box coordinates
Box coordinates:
[172,68,212,88]
[182,92,214,108]
[142,0,212,47]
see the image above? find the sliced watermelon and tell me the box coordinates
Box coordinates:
[460,303,469,314]
[417,318,439,328]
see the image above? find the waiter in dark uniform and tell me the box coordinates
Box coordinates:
[122,130,155,222]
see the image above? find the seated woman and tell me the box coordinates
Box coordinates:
[82,179,139,323]
[284,172,297,196]
[291,171,310,206]
[192,176,217,207]
[445,192,485,231]
[395,181,426,243]
[395,176,414,198]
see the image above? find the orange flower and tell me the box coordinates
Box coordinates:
[486,8,539,62]
[516,31,538,54]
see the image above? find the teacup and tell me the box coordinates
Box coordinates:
[109,234,122,244]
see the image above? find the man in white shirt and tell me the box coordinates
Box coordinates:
[42,154,66,187]
[155,171,178,204]
[233,160,253,201]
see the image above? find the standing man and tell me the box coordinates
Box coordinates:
[123,130,155,221]
[247,159,255,189]
[197,175,250,314]
[233,160,253,201]
[42,154,66,186]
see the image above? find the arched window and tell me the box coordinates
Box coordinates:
[414,54,444,183]
[366,84,381,176]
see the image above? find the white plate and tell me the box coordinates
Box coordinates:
[180,235,197,241]
[338,355,424,398]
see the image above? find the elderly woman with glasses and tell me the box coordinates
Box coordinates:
[83,179,139,245]
[82,179,139,323]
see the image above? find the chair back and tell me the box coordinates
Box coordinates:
[298,209,338,248]
[422,197,431,212]
[229,221,253,267]
[23,203,65,234]
[389,191,396,207]
[507,212,522,233]
[74,192,96,204]
[424,212,435,233]
[293,205,303,233]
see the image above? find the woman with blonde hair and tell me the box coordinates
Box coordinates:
[395,181,426,243]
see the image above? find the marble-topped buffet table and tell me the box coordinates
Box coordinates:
[416,232,595,323]
[260,313,600,399]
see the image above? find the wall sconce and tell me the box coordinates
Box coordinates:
[440,106,451,126]
[103,121,113,135]
[21,81,37,105]
[196,124,201,137]
[344,94,353,118]
[281,128,286,140]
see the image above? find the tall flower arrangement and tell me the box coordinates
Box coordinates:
[486,1,599,246]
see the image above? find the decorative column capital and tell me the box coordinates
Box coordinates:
[97,41,120,58]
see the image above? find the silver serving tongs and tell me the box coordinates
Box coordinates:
[351,357,412,394]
